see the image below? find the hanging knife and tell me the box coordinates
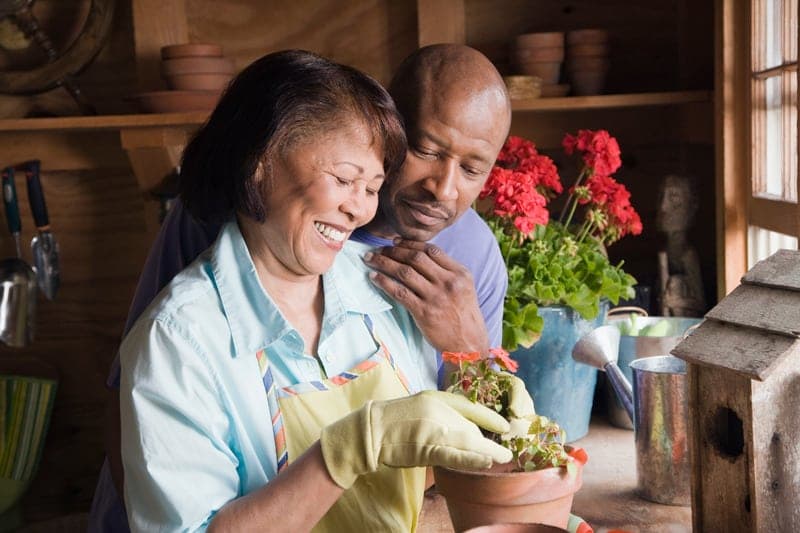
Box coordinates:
[25,160,60,300]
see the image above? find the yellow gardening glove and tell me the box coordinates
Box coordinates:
[505,373,535,419]
[320,390,513,489]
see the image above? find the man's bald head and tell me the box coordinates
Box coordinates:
[368,45,512,241]
[389,44,512,135]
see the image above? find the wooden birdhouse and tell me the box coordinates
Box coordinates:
[671,249,800,532]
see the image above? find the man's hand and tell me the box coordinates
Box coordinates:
[363,239,489,353]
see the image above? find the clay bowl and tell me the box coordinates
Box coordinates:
[161,43,223,60]
[516,60,561,84]
[515,32,564,48]
[161,56,235,76]
[130,90,221,113]
[566,28,609,45]
[165,72,233,91]
[513,46,565,63]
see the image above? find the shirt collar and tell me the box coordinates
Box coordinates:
[211,220,393,357]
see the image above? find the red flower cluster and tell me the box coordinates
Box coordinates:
[582,174,643,240]
[482,129,642,244]
[563,129,622,177]
[480,136,562,235]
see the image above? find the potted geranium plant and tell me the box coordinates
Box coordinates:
[433,349,589,532]
[476,130,642,441]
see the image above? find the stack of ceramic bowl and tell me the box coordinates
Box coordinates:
[565,29,609,96]
[503,75,542,100]
[512,32,569,97]
[131,43,234,113]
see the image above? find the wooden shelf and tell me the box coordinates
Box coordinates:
[0,111,208,132]
[511,90,712,112]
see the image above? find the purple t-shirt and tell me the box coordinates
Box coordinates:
[89,200,507,532]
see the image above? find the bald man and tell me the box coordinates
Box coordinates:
[89,44,513,531]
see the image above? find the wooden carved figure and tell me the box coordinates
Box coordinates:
[656,174,706,317]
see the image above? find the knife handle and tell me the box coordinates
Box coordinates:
[25,160,49,230]
[1,166,21,235]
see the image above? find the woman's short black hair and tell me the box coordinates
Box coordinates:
[179,49,407,224]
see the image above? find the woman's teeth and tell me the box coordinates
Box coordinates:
[314,222,346,243]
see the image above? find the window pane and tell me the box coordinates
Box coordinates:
[763,76,784,196]
[748,225,798,268]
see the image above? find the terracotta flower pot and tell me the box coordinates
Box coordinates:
[160,43,223,60]
[566,29,608,46]
[514,46,565,63]
[515,32,564,49]
[433,461,583,532]
[465,524,568,533]
[161,56,236,76]
[516,60,561,84]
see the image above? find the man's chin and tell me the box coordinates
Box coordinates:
[396,221,447,242]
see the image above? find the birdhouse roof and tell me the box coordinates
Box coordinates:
[671,249,800,380]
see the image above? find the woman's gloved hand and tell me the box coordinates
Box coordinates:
[505,373,535,419]
[320,390,513,489]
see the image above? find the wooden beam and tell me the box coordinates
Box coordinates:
[416,0,465,46]
[749,197,800,236]
[715,0,750,299]
[131,0,189,92]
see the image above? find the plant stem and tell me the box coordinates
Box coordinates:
[558,167,590,223]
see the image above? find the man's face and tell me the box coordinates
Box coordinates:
[376,94,509,241]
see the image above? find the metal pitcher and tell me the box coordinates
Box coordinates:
[0,258,37,347]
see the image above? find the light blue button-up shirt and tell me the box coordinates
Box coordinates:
[120,220,436,532]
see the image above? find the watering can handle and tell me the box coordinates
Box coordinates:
[608,306,648,317]
[604,362,634,422]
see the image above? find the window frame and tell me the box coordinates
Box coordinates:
[719,0,799,296]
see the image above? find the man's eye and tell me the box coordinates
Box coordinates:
[414,147,438,159]
[462,166,484,178]
[335,176,352,186]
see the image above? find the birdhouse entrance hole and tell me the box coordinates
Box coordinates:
[708,406,744,459]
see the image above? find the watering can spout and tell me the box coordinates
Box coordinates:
[572,325,634,423]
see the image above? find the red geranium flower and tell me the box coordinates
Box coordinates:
[442,351,481,365]
[488,347,519,373]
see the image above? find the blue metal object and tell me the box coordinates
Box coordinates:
[512,302,608,442]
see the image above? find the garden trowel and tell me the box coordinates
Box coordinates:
[25,160,59,300]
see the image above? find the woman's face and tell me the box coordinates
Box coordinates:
[252,124,385,279]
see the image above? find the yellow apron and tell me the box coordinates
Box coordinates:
[257,315,427,532]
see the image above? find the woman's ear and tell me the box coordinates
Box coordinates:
[254,160,268,183]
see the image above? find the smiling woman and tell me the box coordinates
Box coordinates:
[113,49,513,533]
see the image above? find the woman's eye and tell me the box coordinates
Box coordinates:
[366,188,379,196]
[335,176,352,186]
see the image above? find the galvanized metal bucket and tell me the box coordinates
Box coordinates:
[630,355,690,506]
[606,311,701,429]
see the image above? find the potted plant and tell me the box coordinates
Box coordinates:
[433,349,589,532]
[476,130,642,441]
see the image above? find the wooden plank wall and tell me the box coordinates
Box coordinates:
[0,0,714,523]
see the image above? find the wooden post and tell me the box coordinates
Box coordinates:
[416,0,466,46]
[715,0,750,298]
[131,0,189,91]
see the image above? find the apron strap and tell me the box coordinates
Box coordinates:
[257,314,410,473]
